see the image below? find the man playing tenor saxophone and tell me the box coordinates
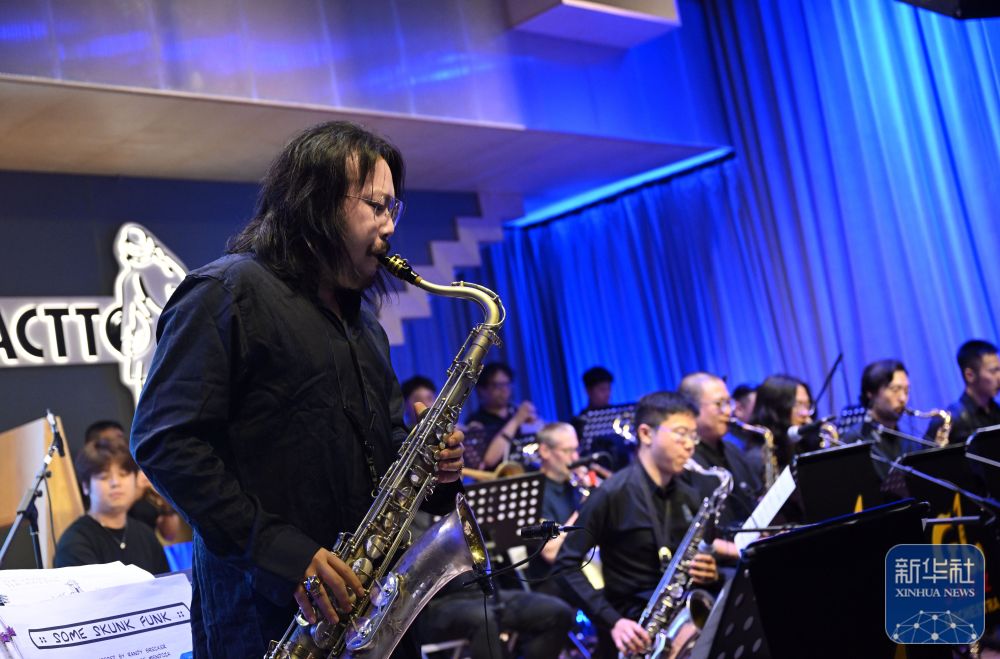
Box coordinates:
[131,122,466,658]
[554,391,720,657]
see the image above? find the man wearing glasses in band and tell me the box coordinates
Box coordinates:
[554,391,720,657]
[131,122,465,658]
[678,372,762,556]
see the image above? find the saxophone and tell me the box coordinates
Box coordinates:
[622,462,733,659]
[729,417,778,489]
[265,254,504,658]
[905,407,953,447]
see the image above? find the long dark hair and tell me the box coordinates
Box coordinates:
[748,374,812,467]
[228,121,405,304]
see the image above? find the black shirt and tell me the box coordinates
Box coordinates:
[925,392,1000,446]
[842,417,920,480]
[684,434,761,531]
[130,254,459,658]
[526,476,583,581]
[54,514,169,574]
[554,462,701,629]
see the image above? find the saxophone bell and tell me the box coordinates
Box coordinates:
[905,407,952,447]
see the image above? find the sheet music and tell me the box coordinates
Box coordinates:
[735,467,795,552]
[0,562,153,606]
[0,573,191,659]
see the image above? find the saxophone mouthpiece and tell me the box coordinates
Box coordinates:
[379,254,421,285]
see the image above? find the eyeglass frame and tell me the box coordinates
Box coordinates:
[346,193,405,227]
[650,423,701,446]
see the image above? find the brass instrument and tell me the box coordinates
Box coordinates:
[623,462,732,659]
[905,407,952,447]
[818,419,841,449]
[729,418,778,489]
[265,254,504,658]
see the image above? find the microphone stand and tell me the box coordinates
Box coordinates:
[873,422,940,450]
[0,410,67,569]
[871,454,1000,538]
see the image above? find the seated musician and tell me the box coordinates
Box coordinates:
[525,422,588,595]
[400,374,438,429]
[466,362,540,469]
[842,359,920,479]
[554,391,719,657]
[925,339,1000,445]
[55,433,169,574]
[678,372,762,556]
[743,374,815,478]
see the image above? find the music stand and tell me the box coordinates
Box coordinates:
[793,441,883,522]
[463,473,547,554]
[462,425,490,468]
[967,424,1000,498]
[692,499,939,659]
[574,403,635,471]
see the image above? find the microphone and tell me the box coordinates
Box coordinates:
[517,521,584,540]
[45,409,66,458]
[787,415,836,443]
[567,452,611,470]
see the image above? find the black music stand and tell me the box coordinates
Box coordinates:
[692,499,943,659]
[967,424,1000,498]
[793,441,884,523]
[573,403,635,471]
[464,473,547,554]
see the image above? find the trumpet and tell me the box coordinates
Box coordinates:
[905,407,952,447]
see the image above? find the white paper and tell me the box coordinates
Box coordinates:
[735,466,796,552]
[0,563,154,606]
[0,573,191,659]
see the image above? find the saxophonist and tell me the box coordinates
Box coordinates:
[841,360,919,479]
[924,340,1000,445]
[554,392,720,658]
[130,122,466,658]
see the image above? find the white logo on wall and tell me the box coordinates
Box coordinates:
[0,223,187,404]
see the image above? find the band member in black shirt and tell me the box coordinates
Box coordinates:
[131,122,465,658]
[554,391,718,657]
[467,362,539,468]
[926,339,1000,445]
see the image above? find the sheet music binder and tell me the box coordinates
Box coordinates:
[693,500,939,659]
[463,472,547,553]
[793,440,883,523]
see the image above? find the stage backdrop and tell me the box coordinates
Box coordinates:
[435,0,1000,424]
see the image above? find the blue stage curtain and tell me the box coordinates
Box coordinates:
[392,1,1000,423]
[467,0,1000,422]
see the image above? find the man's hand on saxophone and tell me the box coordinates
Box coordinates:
[687,552,719,584]
[414,401,466,484]
[294,548,365,626]
[612,617,651,655]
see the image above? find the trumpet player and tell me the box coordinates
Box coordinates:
[554,392,719,657]
[924,339,1000,445]
[842,360,918,479]
[525,422,590,590]
[467,361,541,468]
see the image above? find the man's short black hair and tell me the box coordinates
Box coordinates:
[859,359,907,407]
[583,366,614,389]
[84,420,124,445]
[957,339,998,374]
[477,362,513,388]
[732,383,757,402]
[401,375,435,400]
[634,391,697,431]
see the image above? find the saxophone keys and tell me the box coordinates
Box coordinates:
[365,535,389,561]
[352,557,375,585]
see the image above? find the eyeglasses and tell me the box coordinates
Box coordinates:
[702,398,734,412]
[659,425,701,446]
[347,193,405,227]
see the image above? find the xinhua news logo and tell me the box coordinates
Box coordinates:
[886,544,985,645]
